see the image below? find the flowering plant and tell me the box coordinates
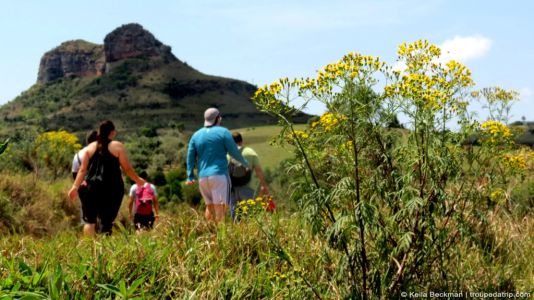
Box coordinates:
[252,40,528,298]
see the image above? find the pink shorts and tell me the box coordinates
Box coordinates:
[199,175,230,205]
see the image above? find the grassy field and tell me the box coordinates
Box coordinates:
[231,124,308,171]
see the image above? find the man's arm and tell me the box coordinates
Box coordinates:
[254,165,270,196]
[186,137,197,182]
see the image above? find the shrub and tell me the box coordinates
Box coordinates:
[180,182,201,206]
[253,40,528,298]
[34,130,81,179]
[0,174,78,236]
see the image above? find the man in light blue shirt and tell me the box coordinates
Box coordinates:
[186,107,248,223]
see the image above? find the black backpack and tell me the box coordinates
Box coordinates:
[84,151,105,192]
[229,148,252,187]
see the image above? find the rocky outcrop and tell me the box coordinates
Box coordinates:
[37,40,105,84]
[37,24,177,83]
[104,23,176,64]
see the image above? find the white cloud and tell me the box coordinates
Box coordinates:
[438,35,492,63]
[392,35,493,73]
[392,61,407,72]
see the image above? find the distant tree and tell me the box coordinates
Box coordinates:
[163,167,185,202]
[140,126,158,138]
[509,120,523,126]
[151,167,167,186]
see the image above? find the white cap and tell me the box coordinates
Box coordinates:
[204,107,220,127]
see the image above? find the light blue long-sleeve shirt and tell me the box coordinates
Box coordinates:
[187,126,248,181]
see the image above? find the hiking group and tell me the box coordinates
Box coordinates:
[67,108,271,236]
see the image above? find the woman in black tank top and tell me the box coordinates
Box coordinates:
[92,124,124,234]
[68,120,146,236]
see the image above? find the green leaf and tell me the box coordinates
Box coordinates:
[0,138,9,155]
[97,283,124,298]
[398,231,414,252]
[18,260,32,276]
[406,197,423,213]
[128,276,146,295]
[119,280,128,296]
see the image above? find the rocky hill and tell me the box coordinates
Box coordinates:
[0,23,307,135]
[37,40,105,83]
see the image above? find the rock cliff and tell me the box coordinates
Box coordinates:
[37,40,105,83]
[37,24,177,83]
[104,23,176,64]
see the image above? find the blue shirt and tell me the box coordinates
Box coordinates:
[187,126,248,180]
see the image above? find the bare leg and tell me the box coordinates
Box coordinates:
[83,224,96,236]
[205,204,215,221]
[213,204,227,224]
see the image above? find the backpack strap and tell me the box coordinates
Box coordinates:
[135,184,144,197]
[144,183,153,194]
[76,153,82,165]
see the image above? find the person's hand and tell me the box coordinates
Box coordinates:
[154,215,160,222]
[185,179,196,186]
[260,185,270,196]
[68,186,78,202]
[136,178,146,188]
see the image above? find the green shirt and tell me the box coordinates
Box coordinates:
[228,146,259,189]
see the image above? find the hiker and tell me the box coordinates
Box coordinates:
[228,132,271,220]
[71,130,98,232]
[186,108,248,223]
[72,130,98,179]
[128,171,160,231]
[68,120,146,236]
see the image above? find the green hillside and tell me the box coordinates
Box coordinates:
[232,124,308,170]
[0,57,277,135]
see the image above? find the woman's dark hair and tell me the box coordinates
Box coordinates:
[86,130,98,145]
[97,120,115,151]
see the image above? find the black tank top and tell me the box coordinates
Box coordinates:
[95,141,122,186]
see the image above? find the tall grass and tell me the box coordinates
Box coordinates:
[0,206,337,299]
[0,174,78,236]
[1,199,533,298]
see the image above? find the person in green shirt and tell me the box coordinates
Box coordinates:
[228,132,270,220]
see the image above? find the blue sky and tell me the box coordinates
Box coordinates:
[1,0,533,123]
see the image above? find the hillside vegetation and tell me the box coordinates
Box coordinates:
[0,57,275,135]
